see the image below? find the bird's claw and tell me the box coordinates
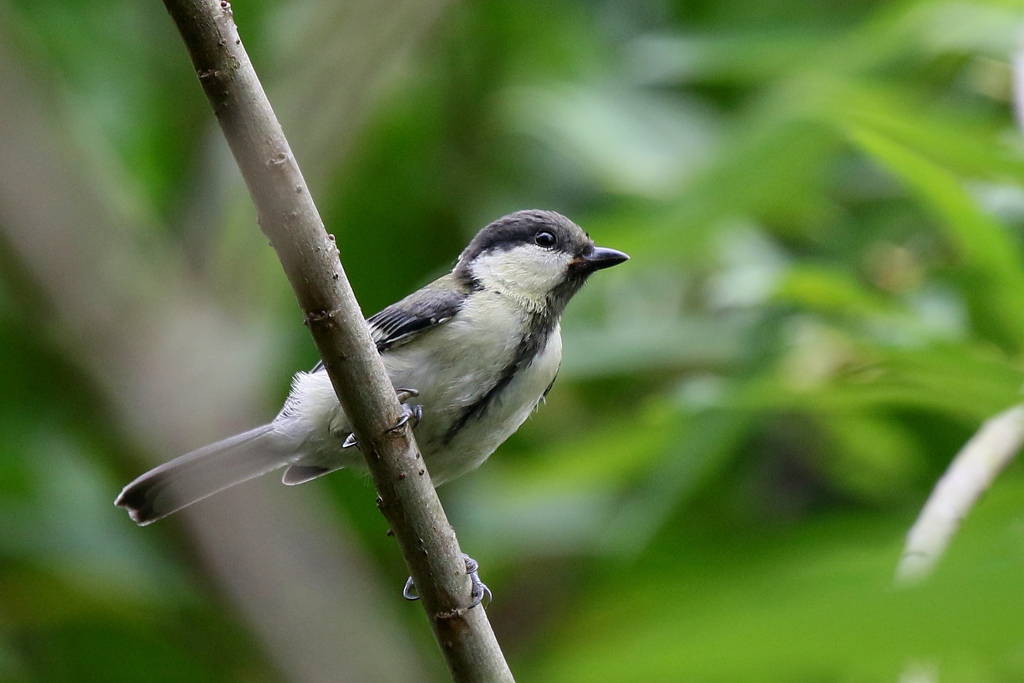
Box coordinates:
[402,554,490,609]
[387,399,422,434]
[403,576,418,601]
[464,555,492,609]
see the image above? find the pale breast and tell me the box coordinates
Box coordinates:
[423,322,562,484]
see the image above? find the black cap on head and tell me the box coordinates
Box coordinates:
[457,210,589,266]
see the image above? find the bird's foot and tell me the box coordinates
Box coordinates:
[387,388,423,434]
[403,554,491,609]
[342,388,422,449]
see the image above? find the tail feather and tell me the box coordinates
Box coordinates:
[115,424,294,525]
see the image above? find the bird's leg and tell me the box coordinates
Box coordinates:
[342,388,422,449]
[403,554,491,609]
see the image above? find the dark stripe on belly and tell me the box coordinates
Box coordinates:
[443,308,558,445]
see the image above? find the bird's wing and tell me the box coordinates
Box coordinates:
[310,276,467,372]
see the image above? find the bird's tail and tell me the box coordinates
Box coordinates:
[115,424,296,525]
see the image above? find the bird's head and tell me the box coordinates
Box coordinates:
[455,210,629,313]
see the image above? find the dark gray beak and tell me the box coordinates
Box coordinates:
[579,245,629,271]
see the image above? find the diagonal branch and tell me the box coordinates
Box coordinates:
[159,1,514,680]
[0,29,427,683]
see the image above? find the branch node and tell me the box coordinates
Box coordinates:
[436,610,468,620]
[303,308,343,329]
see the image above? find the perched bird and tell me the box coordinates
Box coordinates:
[116,210,628,526]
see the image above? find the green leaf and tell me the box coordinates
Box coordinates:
[848,124,1024,350]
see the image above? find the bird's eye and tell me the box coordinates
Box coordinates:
[535,231,556,248]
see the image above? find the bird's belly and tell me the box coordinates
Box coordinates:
[280,321,562,485]
[416,329,562,484]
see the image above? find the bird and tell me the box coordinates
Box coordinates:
[115,210,628,527]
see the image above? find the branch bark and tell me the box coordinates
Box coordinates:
[159,1,514,680]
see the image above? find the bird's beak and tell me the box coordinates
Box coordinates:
[578,245,630,271]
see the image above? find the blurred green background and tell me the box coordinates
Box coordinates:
[2,0,1024,680]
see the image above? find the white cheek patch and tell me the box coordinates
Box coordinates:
[470,245,572,303]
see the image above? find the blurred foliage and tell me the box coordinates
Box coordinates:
[3,0,1024,680]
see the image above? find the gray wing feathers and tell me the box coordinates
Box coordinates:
[309,277,466,374]
[114,424,294,525]
[368,279,466,351]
